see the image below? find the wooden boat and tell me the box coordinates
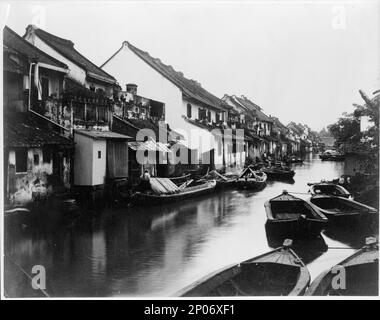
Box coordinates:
[287,156,303,164]
[305,237,378,296]
[308,195,377,226]
[308,182,352,199]
[132,179,216,205]
[265,191,328,237]
[319,150,345,161]
[251,163,295,180]
[237,167,267,190]
[200,170,238,189]
[175,239,310,296]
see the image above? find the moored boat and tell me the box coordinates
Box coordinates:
[200,170,238,189]
[305,237,378,296]
[131,179,216,205]
[175,239,310,296]
[308,182,352,199]
[308,195,377,226]
[265,191,328,238]
[251,163,295,180]
[236,167,267,190]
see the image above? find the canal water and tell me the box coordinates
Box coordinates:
[4,154,376,297]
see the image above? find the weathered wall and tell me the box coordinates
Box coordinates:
[7,148,53,205]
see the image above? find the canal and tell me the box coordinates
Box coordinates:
[4,154,376,297]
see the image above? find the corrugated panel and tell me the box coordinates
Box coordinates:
[128,140,171,153]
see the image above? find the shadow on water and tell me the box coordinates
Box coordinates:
[265,227,328,265]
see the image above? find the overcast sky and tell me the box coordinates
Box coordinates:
[2,0,379,131]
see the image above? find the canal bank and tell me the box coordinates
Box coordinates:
[4,154,377,297]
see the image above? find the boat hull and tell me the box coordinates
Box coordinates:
[264,170,295,180]
[265,218,327,238]
[305,242,379,296]
[175,246,310,297]
[132,181,216,205]
[236,179,266,190]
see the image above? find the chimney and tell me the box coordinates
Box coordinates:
[24,24,38,45]
[126,83,137,95]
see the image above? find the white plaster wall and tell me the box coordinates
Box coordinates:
[74,133,94,185]
[92,139,107,185]
[29,35,87,86]
[102,45,217,163]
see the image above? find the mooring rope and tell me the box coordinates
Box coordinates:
[4,255,50,297]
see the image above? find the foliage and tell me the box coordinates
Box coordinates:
[328,90,379,155]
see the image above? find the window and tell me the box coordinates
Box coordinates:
[98,151,102,159]
[73,102,85,121]
[33,154,39,166]
[15,148,28,173]
[41,76,49,100]
[207,110,211,122]
[86,104,96,121]
[187,103,192,118]
[216,113,220,123]
[43,148,51,163]
[97,106,107,123]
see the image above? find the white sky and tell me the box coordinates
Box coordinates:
[2,0,379,131]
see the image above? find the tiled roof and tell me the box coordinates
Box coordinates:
[124,41,225,111]
[75,129,131,140]
[271,116,288,131]
[234,96,272,123]
[29,26,116,84]
[4,112,74,148]
[3,26,67,69]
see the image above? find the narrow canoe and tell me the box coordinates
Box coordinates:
[305,238,378,296]
[308,183,352,199]
[175,240,310,297]
[131,180,216,205]
[265,191,328,238]
[308,195,377,226]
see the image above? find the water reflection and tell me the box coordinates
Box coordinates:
[4,154,377,297]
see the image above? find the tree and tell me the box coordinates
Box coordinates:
[328,90,379,155]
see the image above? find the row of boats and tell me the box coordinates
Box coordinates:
[131,162,295,204]
[172,175,378,296]
[175,237,378,296]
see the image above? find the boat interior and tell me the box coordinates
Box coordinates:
[208,263,301,296]
[312,184,348,196]
[326,262,378,296]
[270,200,319,220]
[310,197,359,213]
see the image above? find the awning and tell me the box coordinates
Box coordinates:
[128,139,172,153]
[75,129,132,140]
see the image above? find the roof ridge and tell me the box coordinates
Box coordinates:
[4,25,68,69]
[34,26,116,82]
[125,41,224,110]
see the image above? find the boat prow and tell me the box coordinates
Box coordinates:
[305,237,379,296]
[174,240,310,297]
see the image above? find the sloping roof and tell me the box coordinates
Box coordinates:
[3,26,67,69]
[75,129,131,140]
[28,26,116,84]
[234,96,273,122]
[271,117,288,131]
[122,41,225,111]
[4,112,74,148]
[128,139,172,153]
